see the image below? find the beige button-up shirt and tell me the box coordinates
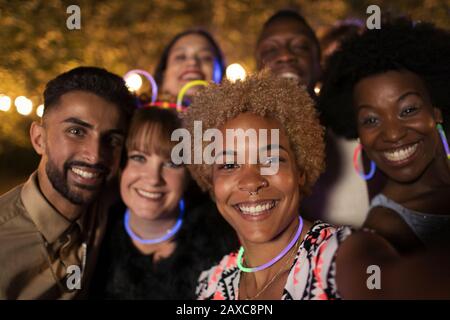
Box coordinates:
[0,172,111,299]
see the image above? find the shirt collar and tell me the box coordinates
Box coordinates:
[20,171,74,244]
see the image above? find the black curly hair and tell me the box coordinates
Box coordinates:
[318,19,450,139]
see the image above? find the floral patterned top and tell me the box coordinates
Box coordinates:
[196,221,353,300]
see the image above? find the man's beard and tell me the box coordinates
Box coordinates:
[45,156,108,205]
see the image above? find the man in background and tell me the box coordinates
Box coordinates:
[255,10,370,227]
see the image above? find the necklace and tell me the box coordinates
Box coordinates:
[241,237,301,300]
[237,215,303,272]
[123,198,185,244]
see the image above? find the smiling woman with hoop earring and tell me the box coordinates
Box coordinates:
[319,19,450,255]
[89,107,238,299]
[186,72,450,300]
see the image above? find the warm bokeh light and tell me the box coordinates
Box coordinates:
[15,96,33,116]
[124,73,143,92]
[0,94,11,112]
[36,104,45,117]
[314,83,321,95]
[226,63,247,82]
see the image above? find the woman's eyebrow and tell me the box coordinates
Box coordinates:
[397,91,422,102]
[355,104,374,112]
[214,150,236,161]
[258,144,287,153]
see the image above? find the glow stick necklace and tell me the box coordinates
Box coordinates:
[237,215,303,273]
[124,69,158,104]
[124,199,185,244]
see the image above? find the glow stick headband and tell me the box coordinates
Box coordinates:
[176,80,208,112]
[124,69,158,105]
[213,58,223,84]
[124,70,209,111]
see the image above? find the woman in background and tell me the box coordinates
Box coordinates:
[153,29,225,104]
[319,19,450,254]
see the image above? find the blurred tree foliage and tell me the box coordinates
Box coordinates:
[0,0,448,190]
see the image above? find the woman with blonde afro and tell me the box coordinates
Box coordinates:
[185,72,450,300]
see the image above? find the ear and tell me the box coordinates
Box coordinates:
[30,121,46,155]
[298,170,306,187]
[434,107,443,124]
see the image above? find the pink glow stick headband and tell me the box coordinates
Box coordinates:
[124,69,158,105]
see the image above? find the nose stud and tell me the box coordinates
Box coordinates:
[248,181,268,196]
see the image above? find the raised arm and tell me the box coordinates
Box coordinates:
[336,230,450,299]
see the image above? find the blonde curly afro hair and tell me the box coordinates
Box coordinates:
[184,71,325,196]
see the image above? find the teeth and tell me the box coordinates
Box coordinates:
[383,143,418,162]
[71,167,99,179]
[279,72,300,80]
[238,201,275,215]
[182,73,203,80]
[136,189,163,199]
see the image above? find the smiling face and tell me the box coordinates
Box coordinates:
[36,91,126,205]
[353,70,443,184]
[256,18,320,93]
[120,133,188,221]
[212,113,305,245]
[162,33,216,97]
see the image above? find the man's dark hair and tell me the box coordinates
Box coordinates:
[43,66,136,121]
[319,19,450,139]
[154,29,225,88]
[258,9,321,58]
